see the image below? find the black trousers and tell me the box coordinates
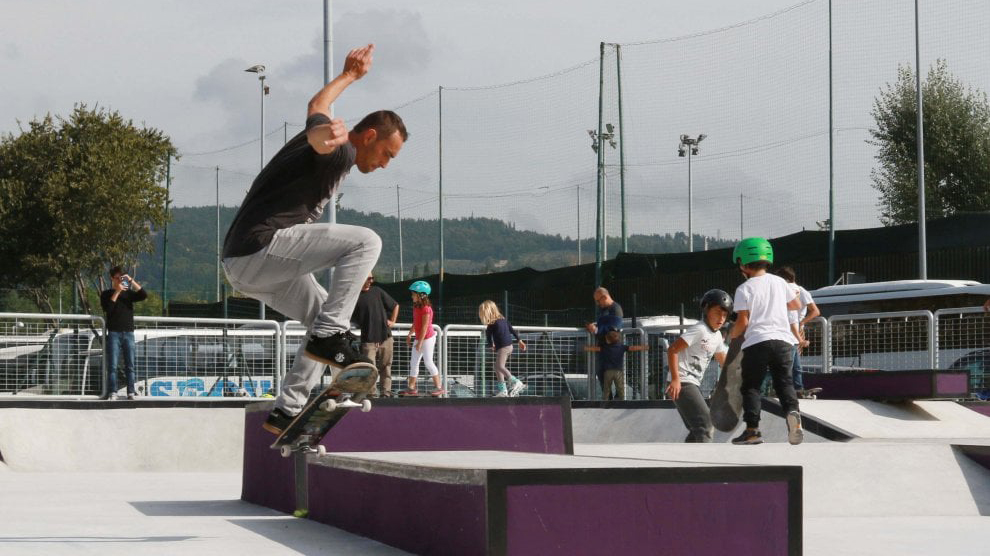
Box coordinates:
[741,339,799,428]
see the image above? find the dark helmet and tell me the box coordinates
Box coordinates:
[700,289,733,330]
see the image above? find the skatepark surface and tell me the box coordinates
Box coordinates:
[1,399,989,555]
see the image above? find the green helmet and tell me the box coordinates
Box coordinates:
[733,237,773,266]
[409,280,432,295]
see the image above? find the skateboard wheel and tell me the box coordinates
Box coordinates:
[321,399,337,412]
[280,445,292,458]
[361,399,372,412]
[317,445,327,457]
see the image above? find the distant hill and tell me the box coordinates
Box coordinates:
[135,206,734,301]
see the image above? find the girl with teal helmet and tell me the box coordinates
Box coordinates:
[409,280,431,295]
[405,280,444,396]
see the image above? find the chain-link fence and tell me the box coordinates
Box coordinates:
[828,311,935,371]
[5,307,986,399]
[128,316,282,398]
[935,307,990,395]
[0,313,105,396]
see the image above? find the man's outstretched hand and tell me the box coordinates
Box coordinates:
[343,44,374,81]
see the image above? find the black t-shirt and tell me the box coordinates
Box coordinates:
[100,288,148,332]
[223,113,357,258]
[351,286,398,343]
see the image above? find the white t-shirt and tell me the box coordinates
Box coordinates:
[734,273,798,349]
[671,323,727,387]
[787,284,814,326]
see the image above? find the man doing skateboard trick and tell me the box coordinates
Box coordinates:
[222,44,408,435]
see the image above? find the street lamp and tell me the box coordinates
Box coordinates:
[589,124,617,260]
[678,133,706,252]
[244,65,270,172]
[245,64,269,318]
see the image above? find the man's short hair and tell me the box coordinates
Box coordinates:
[353,110,408,142]
[109,265,124,278]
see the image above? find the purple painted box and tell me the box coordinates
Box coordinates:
[242,398,573,513]
[308,451,802,556]
[804,370,969,400]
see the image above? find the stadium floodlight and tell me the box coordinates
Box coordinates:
[678,134,706,253]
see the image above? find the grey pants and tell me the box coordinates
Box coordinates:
[674,383,714,443]
[493,346,514,381]
[361,337,394,395]
[223,223,382,414]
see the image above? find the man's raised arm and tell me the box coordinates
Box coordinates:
[306,44,374,155]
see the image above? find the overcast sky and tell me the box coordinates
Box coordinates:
[4,0,987,242]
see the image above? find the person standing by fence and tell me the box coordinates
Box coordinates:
[100,266,147,400]
[479,300,527,397]
[351,273,399,397]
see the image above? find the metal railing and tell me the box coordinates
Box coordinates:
[934,307,990,393]
[799,316,830,374]
[827,311,935,372]
[4,307,985,399]
[130,316,282,398]
[442,325,593,399]
[0,312,106,397]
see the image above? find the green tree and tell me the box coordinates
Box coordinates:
[869,59,990,225]
[0,105,174,313]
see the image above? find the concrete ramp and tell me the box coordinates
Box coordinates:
[575,442,990,518]
[0,406,244,472]
[798,400,990,441]
[572,402,836,444]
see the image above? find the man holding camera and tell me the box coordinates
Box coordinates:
[100,266,147,400]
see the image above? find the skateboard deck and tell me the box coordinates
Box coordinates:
[798,387,823,399]
[709,335,745,432]
[271,363,378,457]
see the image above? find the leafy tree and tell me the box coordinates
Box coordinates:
[0,105,175,313]
[869,60,990,225]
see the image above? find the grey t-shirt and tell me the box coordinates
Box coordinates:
[670,323,727,387]
[223,113,356,258]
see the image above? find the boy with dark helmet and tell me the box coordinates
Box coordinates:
[728,237,804,445]
[666,289,731,442]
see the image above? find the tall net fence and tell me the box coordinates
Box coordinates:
[125,0,990,300]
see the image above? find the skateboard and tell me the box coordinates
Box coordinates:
[709,335,745,432]
[798,387,823,400]
[271,363,378,458]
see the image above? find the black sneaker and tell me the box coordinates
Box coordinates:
[263,408,295,435]
[304,331,373,369]
[731,428,764,445]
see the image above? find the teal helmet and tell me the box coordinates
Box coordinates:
[733,237,773,266]
[409,280,431,295]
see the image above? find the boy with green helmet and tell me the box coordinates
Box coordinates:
[728,237,805,445]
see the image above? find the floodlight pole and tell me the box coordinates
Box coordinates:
[914,0,927,279]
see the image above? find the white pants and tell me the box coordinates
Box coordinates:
[223,223,382,414]
[409,335,439,378]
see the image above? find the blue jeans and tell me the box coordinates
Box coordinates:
[106,331,136,395]
[791,345,804,390]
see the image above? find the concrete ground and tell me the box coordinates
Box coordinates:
[0,471,408,556]
[2,400,989,555]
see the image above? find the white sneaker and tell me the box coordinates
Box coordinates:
[493,383,509,397]
[508,379,527,397]
[786,411,804,445]
[108,393,118,401]
[127,393,137,400]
